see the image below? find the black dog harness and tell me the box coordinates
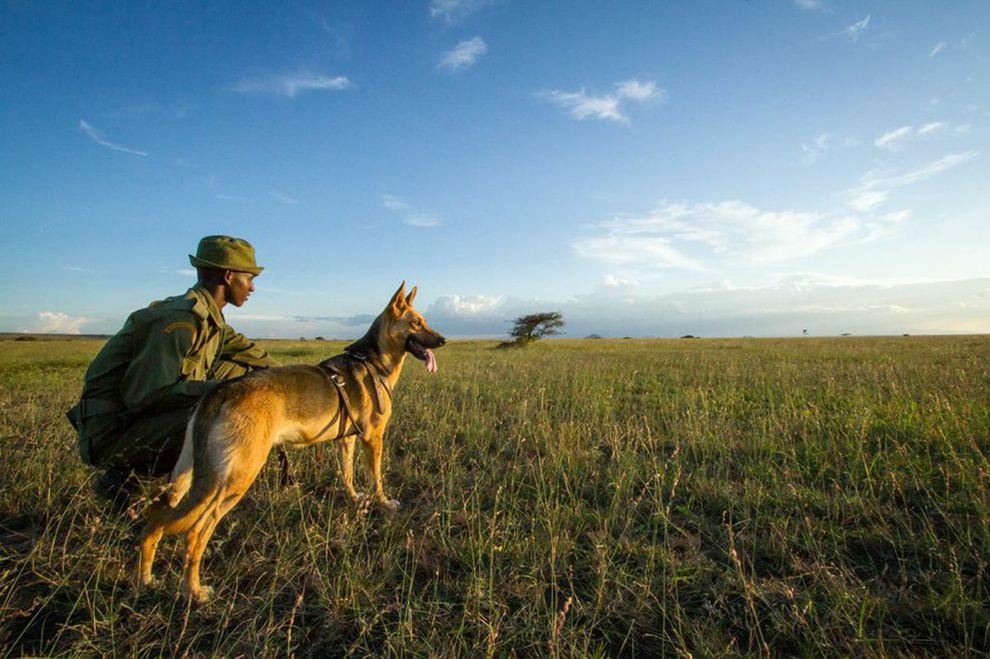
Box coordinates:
[312,350,393,442]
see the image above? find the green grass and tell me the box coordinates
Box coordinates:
[1,336,989,655]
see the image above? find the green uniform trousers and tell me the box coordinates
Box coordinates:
[86,360,252,477]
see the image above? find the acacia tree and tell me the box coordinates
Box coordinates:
[509,311,565,344]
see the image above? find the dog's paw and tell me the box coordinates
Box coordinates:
[137,575,159,590]
[189,585,214,604]
[381,499,401,514]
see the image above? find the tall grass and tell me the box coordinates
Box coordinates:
[1,336,988,655]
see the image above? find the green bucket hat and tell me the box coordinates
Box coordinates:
[189,235,264,275]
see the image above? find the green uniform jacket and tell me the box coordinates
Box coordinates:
[70,286,276,464]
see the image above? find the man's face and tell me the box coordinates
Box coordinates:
[225,271,256,307]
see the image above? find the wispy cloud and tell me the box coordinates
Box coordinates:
[839,14,870,41]
[268,191,301,205]
[873,121,969,150]
[615,79,659,101]
[540,90,626,123]
[229,72,351,98]
[381,194,443,228]
[78,119,148,156]
[429,0,495,23]
[841,150,979,211]
[439,36,488,72]
[874,125,912,149]
[801,133,830,164]
[403,213,443,228]
[539,78,663,124]
[574,201,862,270]
[382,194,410,211]
[794,0,823,9]
[930,41,946,57]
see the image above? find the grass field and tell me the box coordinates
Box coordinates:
[1,335,988,656]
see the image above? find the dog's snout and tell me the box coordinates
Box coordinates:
[436,335,446,347]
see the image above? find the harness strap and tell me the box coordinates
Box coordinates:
[345,350,393,415]
[313,364,363,441]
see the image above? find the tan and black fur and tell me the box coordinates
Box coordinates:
[137,282,445,602]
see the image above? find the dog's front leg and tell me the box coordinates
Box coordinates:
[338,435,361,502]
[360,432,399,513]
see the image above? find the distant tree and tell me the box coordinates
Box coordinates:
[509,311,565,345]
[585,333,603,339]
[802,329,808,336]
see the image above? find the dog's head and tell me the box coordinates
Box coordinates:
[381,281,446,373]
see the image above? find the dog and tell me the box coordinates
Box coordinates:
[136,282,445,602]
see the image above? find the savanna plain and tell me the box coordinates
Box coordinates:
[1,335,988,656]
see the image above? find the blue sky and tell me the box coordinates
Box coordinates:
[1,0,988,338]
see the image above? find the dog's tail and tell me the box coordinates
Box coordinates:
[165,405,200,507]
[145,395,227,533]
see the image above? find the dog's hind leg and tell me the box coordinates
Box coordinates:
[137,500,168,588]
[136,483,216,591]
[180,446,271,603]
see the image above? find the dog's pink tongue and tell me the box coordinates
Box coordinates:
[425,349,437,373]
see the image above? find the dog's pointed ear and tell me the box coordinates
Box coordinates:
[405,286,417,307]
[388,281,407,316]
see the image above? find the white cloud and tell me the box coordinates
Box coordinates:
[382,194,410,211]
[930,41,946,57]
[403,213,443,228]
[419,277,990,338]
[382,194,443,228]
[429,294,504,316]
[573,233,708,270]
[603,274,639,288]
[574,201,863,271]
[230,73,351,98]
[615,79,661,101]
[801,133,830,164]
[268,191,301,205]
[874,125,912,149]
[78,119,148,156]
[880,209,911,224]
[844,189,889,213]
[916,121,945,135]
[840,14,870,41]
[841,150,979,211]
[21,311,90,335]
[540,90,625,123]
[539,78,662,124]
[429,0,494,23]
[794,0,822,9]
[873,121,968,150]
[439,36,487,72]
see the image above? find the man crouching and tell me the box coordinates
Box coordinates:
[66,235,276,507]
